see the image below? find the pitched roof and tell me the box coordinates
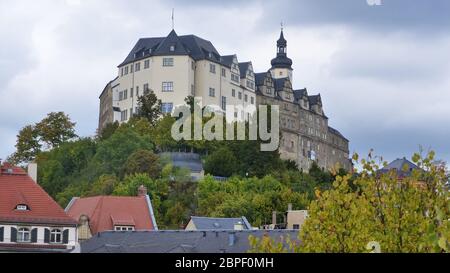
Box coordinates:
[188,216,252,230]
[293,88,308,101]
[65,195,156,235]
[238,62,251,79]
[81,230,300,253]
[308,94,322,105]
[255,72,269,86]
[0,163,77,225]
[380,158,420,177]
[328,127,349,142]
[274,78,288,91]
[220,55,235,68]
[119,32,221,67]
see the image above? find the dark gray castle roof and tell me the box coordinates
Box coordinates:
[379,158,420,177]
[308,94,322,106]
[328,127,349,142]
[119,30,221,67]
[220,55,235,68]
[274,78,288,91]
[189,216,252,230]
[238,62,251,79]
[293,88,308,101]
[255,72,268,86]
[81,230,300,253]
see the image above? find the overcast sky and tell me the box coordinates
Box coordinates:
[1,0,449,164]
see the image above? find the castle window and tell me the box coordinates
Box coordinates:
[144,60,150,69]
[170,45,175,52]
[135,62,141,72]
[50,229,62,244]
[210,64,216,74]
[221,96,227,111]
[251,97,255,105]
[144,84,149,94]
[163,58,174,67]
[266,88,272,95]
[244,94,248,102]
[221,68,226,77]
[232,89,236,97]
[209,88,216,97]
[162,82,174,92]
[238,92,242,100]
[17,228,31,243]
[161,103,174,114]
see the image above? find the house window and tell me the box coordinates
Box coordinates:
[135,62,141,72]
[162,82,174,92]
[293,224,300,230]
[251,97,255,105]
[124,66,129,75]
[50,229,62,244]
[221,96,227,111]
[114,226,135,231]
[130,64,134,73]
[163,58,174,67]
[123,89,128,100]
[144,60,150,69]
[221,68,226,77]
[210,64,216,74]
[209,88,215,97]
[266,88,272,95]
[16,204,29,211]
[162,103,174,114]
[17,228,31,243]
[120,67,124,77]
[238,92,242,100]
[244,94,248,102]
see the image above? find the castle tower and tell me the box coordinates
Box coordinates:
[270,28,293,82]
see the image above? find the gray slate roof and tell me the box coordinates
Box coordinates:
[81,230,300,253]
[238,62,251,79]
[220,55,235,68]
[189,216,252,230]
[328,127,349,142]
[293,88,308,101]
[308,94,322,106]
[380,158,420,177]
[120,30,221,67]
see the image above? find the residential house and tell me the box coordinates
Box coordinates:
[65,185,157,242]
[0,163,78,252]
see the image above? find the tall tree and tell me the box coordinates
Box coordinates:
[135,91,162,126]
[123,149,162,179]
[10,125,41,164]
[35,112,77,148]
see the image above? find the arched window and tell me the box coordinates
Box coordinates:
[17,228,31,243]
[50,229,62,244]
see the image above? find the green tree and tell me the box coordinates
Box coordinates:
[123,149,162,179]
[10,125,41,164]
[135,91,162,126]
[35,112,77,148]
[250,151,450,253]
[204,147,238,177]
[97,121,119,141]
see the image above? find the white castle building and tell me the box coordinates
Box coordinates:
[99,28,351,171]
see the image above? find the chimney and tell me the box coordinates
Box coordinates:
[138,185,147,197]
[288,203,293,212]
[28,163,38,183]
[272,211,277,227]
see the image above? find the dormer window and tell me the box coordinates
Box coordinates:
[169,45,175,52]
[16,204,29,211]
[114,226,135,231]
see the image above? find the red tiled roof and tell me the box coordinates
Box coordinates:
[0,164,77,225]
[66,196,155,235]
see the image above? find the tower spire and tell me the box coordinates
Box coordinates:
[171,8,175,30]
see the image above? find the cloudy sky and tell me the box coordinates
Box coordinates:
[1,0,450,164]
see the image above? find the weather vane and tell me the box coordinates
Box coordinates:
[172,8,175,30]
[281,21,284,31]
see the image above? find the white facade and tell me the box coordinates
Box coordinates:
[110,34,257,124]
[0,223,78,251]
